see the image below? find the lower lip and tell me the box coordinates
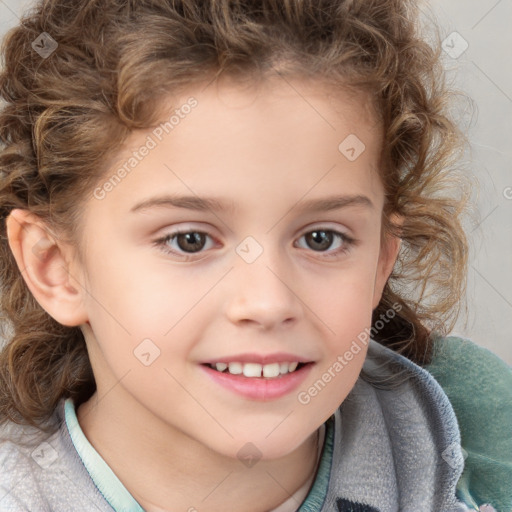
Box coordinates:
[200,363,314,401]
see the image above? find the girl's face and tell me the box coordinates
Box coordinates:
[74,76,398,460]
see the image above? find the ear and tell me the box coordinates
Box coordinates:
[6,209,88,326]
[372,214,402,310]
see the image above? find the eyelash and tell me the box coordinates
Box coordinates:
[153,227,357,260]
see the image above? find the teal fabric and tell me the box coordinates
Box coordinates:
[426,335,512,511]
[298,414,334,511]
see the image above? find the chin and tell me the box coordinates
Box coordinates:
[222,429,312,462]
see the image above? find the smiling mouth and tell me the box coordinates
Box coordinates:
[203,361,309,378]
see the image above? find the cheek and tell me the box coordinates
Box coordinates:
[304,263,377,392]
[79,251,209,386]
[297,281,372,414]
[310,261,378,332]
[81,249,191,335]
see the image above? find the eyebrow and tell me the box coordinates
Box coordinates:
[130,193,374,214]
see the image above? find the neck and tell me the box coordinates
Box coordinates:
[77,390,321,512]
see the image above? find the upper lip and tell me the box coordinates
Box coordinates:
[201,352,314,365]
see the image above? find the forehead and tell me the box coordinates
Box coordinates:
[87,75,385,221]
[170,73,380,134]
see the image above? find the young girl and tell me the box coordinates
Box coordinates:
[0,0,510,511]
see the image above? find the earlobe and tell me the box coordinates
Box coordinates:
[6,209,88,326]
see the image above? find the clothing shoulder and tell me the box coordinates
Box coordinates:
[0,419,57,511]
[328,340,469,511]
[425,335,512,512]
[0,403,114,512]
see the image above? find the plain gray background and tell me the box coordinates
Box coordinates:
[0,0,510,364]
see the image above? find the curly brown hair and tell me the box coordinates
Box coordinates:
[0,0,473,432]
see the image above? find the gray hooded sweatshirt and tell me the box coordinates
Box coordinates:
[0,339,474,511]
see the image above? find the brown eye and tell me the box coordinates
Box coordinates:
[174,232,207,253]
[156,230,215,257]
[304,230,334,251]
[295,228,355,258]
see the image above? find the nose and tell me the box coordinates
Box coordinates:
[224,247,303,330]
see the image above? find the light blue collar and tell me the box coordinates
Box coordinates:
[64,398,145,511]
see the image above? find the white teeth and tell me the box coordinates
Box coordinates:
[262,363,280,378]
[211,361,303,377]
[243,363,262,378]
[228,362,243,375]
